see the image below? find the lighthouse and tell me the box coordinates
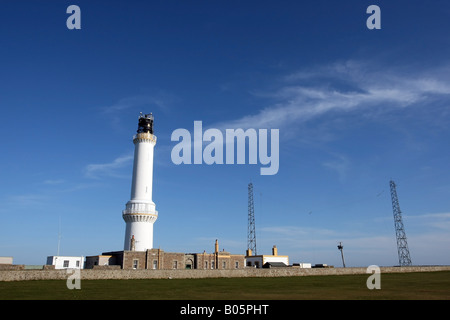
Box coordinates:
[123,113,158,251]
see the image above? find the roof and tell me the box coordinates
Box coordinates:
[262,262,288,268]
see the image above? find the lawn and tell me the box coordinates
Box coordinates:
[0,271,449,300]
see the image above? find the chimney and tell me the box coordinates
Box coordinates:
[130,235,136,251]
[246,249,252,256]
[272,245,278,256]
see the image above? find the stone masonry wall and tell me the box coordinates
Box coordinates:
[0,265,449,282]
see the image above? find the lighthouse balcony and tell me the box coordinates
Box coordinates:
[122,210,158,223]
[133,132,157,143]
[125,201,156,212]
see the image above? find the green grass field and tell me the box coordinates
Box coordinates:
[0,271,449,300]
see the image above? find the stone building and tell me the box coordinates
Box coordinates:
[84,254,118,269]
[86,239,245,270]
[194,240,245,270]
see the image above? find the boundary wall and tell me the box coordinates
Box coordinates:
[1,265,450,281]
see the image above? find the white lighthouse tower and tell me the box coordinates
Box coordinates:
[123,113,158,251]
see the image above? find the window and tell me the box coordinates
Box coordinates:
[76,260,80,268]
[63,260,69,268]
[222,261,226,269]
[211,261,215,269]
[205,261,208,269]
[173,260,178,269]
[235,261,239,269]
[153,260,158,270]
[133,259,139,269]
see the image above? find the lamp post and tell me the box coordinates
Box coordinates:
[337,242,346,268]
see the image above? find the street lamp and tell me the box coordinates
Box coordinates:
[337,242,346,268]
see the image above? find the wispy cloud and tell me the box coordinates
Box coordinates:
[322,153,350,183]
[261,209,450,266]
[43,179,65,185]
[101,92,177,129]
[213,60,450,132]
[102,94,173,115]
[261,225,338,238]
[408,212,450,232]
[414,212,450,219]
[84,154,133,179]
[6,194,50,207]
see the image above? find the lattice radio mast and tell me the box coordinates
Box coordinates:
[248,183,257,255]
[389,180,412,266]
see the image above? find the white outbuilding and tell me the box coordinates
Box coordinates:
[0,257,13,265]
[46,256,84,269]
[245,245,289,268]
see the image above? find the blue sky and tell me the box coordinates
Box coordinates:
[1,0,449,267]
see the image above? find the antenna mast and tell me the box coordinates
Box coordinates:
[248,183,257,255]
[57,216,61,256]
[389,180,412,266]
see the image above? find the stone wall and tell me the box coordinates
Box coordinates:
[0,264,24,271]
[1,265,449,282]
[92,265,121,270]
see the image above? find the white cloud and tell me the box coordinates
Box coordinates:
[84,154,133,179]
[6,194,50,207]
[322,153,350,183]
[43,179,65,185]
[414,212,450,219]
[258,224,399,266]
[260,210,450,266]
[212,60,450,133]
[261,225,338,238]
[408,212,450,232]
[102,94,172,115]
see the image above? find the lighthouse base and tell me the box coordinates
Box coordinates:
[123,213,157,251]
